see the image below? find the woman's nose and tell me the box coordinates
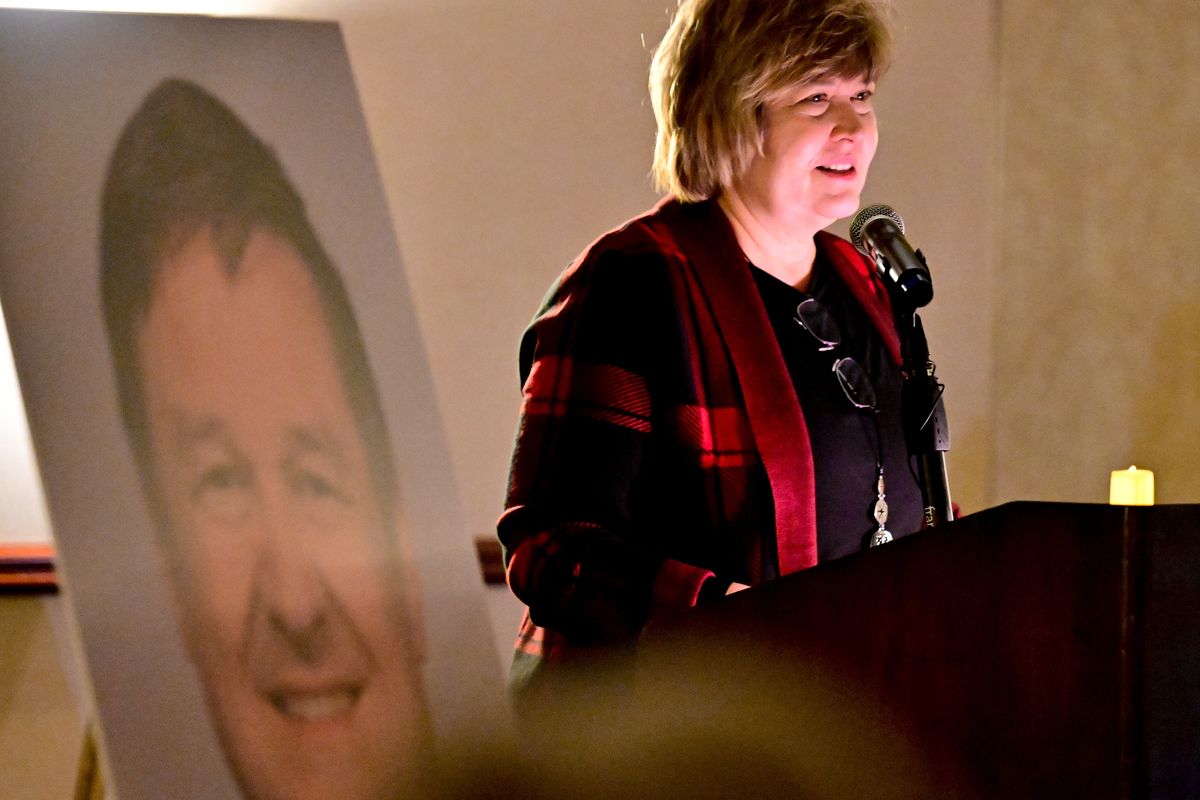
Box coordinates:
[831,99,866,138]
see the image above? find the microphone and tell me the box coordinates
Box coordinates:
[849,204,933,309]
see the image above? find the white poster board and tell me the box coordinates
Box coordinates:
[0,9,505,798]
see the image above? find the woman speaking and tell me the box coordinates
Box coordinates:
[499,0,921,706]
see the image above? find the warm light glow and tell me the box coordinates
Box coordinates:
[0,300,55,544]
[1109,465,1155,506]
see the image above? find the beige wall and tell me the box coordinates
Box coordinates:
[860,0,999,514]
[995,0,1200,504]
[341,1,670,540]
[0,598,87,800]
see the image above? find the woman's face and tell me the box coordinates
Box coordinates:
[732,74,878,235]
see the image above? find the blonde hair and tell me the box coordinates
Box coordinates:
[650,0,892,201]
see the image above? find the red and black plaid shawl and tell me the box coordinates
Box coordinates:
[499,197,899,683]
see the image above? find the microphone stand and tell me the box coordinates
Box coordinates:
[880,252,954,527]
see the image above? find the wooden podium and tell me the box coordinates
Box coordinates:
[637,502,1200,799]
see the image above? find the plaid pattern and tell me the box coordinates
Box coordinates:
[499,197,898,686]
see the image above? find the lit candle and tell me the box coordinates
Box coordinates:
[1109,466,1154,506]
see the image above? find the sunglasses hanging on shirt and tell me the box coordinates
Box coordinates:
[792,297,892,547]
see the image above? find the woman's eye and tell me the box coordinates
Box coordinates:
[853,90,873,102]
[802,93,828,105]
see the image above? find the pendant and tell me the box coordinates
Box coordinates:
[869,470,892,548]
[873,495,889,525]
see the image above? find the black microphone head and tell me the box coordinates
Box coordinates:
[850,203,904,255]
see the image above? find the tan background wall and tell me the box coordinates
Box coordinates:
[995,0,1200,504]
[0,598,87,800]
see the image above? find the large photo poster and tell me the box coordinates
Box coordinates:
[0,10,504,798]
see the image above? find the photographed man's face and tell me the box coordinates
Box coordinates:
[136,226,426,800]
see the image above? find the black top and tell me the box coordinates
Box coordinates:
[750,252,922,566]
